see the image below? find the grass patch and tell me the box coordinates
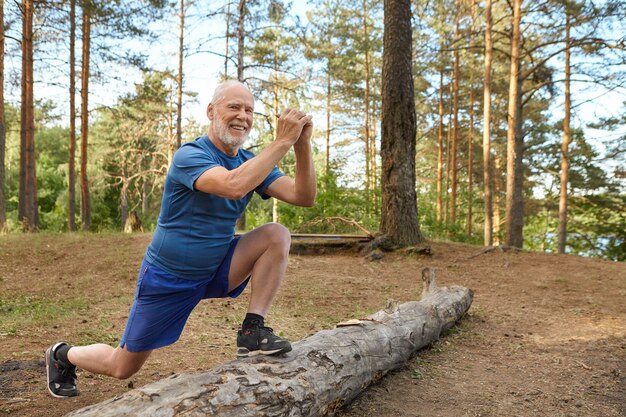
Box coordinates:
[0,295,87,334]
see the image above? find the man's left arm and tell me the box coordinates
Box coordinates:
[265,121,316,207]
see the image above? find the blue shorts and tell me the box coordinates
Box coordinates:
[120,237,249,352]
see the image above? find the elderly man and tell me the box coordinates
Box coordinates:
[45,80,316,398]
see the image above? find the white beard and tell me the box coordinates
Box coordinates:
[213,115,249,150]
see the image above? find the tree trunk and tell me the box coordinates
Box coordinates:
[0,0,6,232]
[451,10,460,225]
[234,0,247,230]
[511,75,525,247]
[68,0,77,231]
[363,0,371,215]
[557,12,571,254]
[65,269,472,417]
[176,0,184,149]
[80,0,92,230]
[19,0,38,232]
[120,176,129,231]
[493,150,502,246]
[271,70,279,224]
[325,67,331,177]
[237,0,245,82]
[369,102,377,212]
[436,63,444,223]
[505,0,522,247]
[466,0,476,236]
[379,0,423,246]
[224,0,231,78]
[444,80,453,224]
[166,87,175,168]
[482,0,493,246]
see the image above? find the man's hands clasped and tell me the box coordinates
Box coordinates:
[275,109,313,147]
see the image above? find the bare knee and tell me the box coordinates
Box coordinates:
[110,363,141,380]
[263,223,291,253]
[108,348,149,380]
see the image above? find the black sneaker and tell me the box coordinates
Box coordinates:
[236,321,292,357]
[45,342,79,398]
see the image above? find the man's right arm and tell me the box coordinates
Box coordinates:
[193,110,312,200]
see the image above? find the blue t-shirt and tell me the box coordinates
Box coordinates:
[145,135,284,280]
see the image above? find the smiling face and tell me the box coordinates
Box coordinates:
[207,83,255,155]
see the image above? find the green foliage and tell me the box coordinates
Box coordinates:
[279,170,380,234]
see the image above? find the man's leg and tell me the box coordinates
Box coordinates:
[45,342,151,398]
[227,223,292,356]
[67,344,152,379]
[228,222,291,315]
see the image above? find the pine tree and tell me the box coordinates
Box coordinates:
[19,0,38,232]
[0,0,6,232]
[378,0,423,247]
[482,0,493,246]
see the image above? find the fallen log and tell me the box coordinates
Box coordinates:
[66,268,473,417]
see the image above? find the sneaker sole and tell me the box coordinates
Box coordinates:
[45,344,79,399]
[236,346,292,357]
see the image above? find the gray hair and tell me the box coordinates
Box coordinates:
[211,80,252,104]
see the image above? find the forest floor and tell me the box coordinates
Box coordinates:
[0,233,624,417]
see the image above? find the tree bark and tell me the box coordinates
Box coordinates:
[451,10,460,225]
[505,0,523,247]
[557,11,571,254]
[65,269,472,417]
[19,0,38,232]
[80,0,92,230]
[325,68,331,177]
[237,0,245,82]
[466,0,476,236]
[482,0,493,246]
[0,0,6,232]
[234,0,247,230]
[176,0,184,149]
[444,80,453,224]
[363,0,371,214]
[379,0,423,246]
[436,61,444,223]
[68,0,77,231]
[224,0,231,78]
[493,149,502,246]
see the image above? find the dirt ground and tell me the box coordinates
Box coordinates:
[0,233,624,417]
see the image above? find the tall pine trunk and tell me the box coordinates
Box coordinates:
[379,0,423,247]
[68,0,77,231]
[362,0,372,214]
[325,68,331,177]
[436,54,445,223]
[237,0,245,82]
[80,0,92,230]
[224,0,231,78]
[271,72,279,224]
[493,150,502,245]
[19,0,38,232]
[176,0,184,149]
[450,10,460,224]
[444,80,453,224]
[482,0,493,246]
[0,0,6,232]
[557,11,572,254]
[234,0,247,230]
[370,105,378,212]
[505,0,523,247]
[466,0,476,236]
